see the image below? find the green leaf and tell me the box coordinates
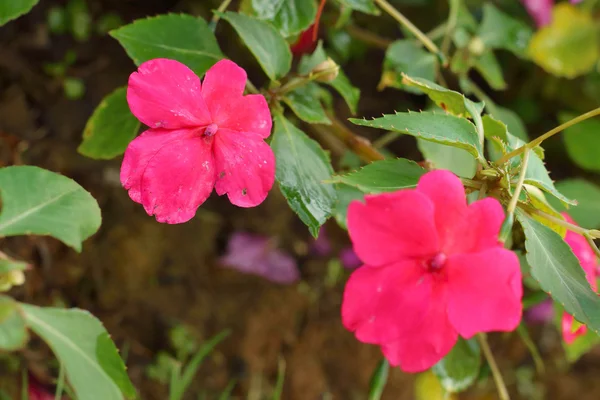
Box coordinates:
[250,0,317,37]
[472,51,506,91]
[351,111,483,160]
[271,114,337,237]
[218,11,291,80]
[0,296,28,351]
[548,179,600,228]
[299,42,360,113]
[21,305,136,399]
[418,139,476,178]
[0,258,27,274]
[432,338,480,393]
[528,4,598,78]
[0,166,101,252]
[283,83,331,124]
[517,210,600,336]
[78,87,140,160]
[563,320,600,363]
[379,41,436,92]
[335,0,380,15]
[333,184,363,230]
[0,0,40,26]
[330,158,425,193]
[368,359,389,400]
[560,111,600,172]
[477,3,532,57]
[492,105,528,141]
[66,0,92,42]
[110,14,223,76]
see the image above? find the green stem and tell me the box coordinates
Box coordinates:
[373,131,400,148]
[345,25,392,49]
[507,150,530,216]
[368,359,390,400]
[55,363,65,400]
[210,0,233,29]
[496,106,600,165]
[245,80,260,95]
[524,206,590,236]
[460,178,483,189]
[373,0,446,65]
[441,0,460,57]
[477,333,510,400]
[584,234,600,260]
[516,324,545,376]
[279,65,339,95]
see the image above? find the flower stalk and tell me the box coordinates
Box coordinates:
[477,333,510,400]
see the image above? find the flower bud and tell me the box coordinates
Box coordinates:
[311,57,339,82]
[468,37,485,56]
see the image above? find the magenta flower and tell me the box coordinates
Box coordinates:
[521,0,553,27]
[561,213,598,344]
[341,170,522,372]
[219,232,299,284]
[121,59,275,224]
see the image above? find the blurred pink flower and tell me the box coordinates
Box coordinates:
[121,59,274,224]
[28,377,55,400]
[521,0,553,27]
[220,232,299,284]
[339,247,361,270]
[310,227,332,256]
[525,299,553,324]
[342,170,522,372]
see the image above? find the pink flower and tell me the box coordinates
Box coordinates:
[561,213,598,344]
[28,376,56,400]
[521,0,553,27]
[121,59,275,224]
[341,170,522,372]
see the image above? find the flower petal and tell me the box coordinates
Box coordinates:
[202,59,247,120]
[347,191,438,267]
[341,261,432,344]
[562,312,587,344]
[447,248,522,338]
[416,170,468,252]
[217,94,272,138]
[381,287,457,373]
[139,133,215,223]
[127,59,210,129]
[213,129,275,207]
[563,214,598,289]
[521,0,553,27]
[448,197,505,255]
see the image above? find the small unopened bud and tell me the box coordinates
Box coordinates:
[311,57,339,83]
[0,270,25,292]
[498,213,514,245]
[468,37,485,56]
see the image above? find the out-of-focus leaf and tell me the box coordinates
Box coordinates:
[560,111,600,172]
[432,338,480,393]
[335,0,380,15]
[562,313,600,363]
[333,184,363,230]
[250,0,317,37]
[525,184,566,238]
[66,0,92,42]
[283,83,331,124]
[0,0,40,26]
[63,77,85,100]
[271,114,337,237]
[418,139,476,178]
[547,179,600,229]
[473,51,506,90]
[379,40,436,93]
[478,3,532,57]
[528,4,598,78]
[0,166,101,252]
[78,87,140,159]
[492,106,528,141]
[414,371,457,400]
[110,14,223,76]
[0,296,28,351]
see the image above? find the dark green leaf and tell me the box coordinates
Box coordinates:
[432,338,480,393]
[517,210,600,335]
[329,158,425,193]
[335,0,380,15]
[0,0,40,26]
[283,84,331,124]
[560,111,600,172]
[351,111,483,160]
[110,14,223,76]
[78,87,140,159]
[0,166,101,252]
[218,11,291,80]
[418,139,476,178]
[548,179,600,228]
[0,296,28,351]
[21,305,136,399]
[478,3,532,57]
[271,114,337,237]
[333,184,364,230]
[379,41,436,93]
[473,51,506,90]
[250,0,317,37]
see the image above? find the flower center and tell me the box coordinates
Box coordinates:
[426,252,447,273]
[204,123,218,137]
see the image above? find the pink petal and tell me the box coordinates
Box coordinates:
[202,59,247,121]
[139,133,215,223]
[521,0,553,27]
[563,213,598,290]
[217,94,272,138]
[127,59,210,129]
[347,191,439,267]
[341,261,432,344]
[213,129,275,207]
[121,128,192,203]
[381,287,457,372]
[562,312,587,344]
[416,170,468,252]
[447,248,522,338]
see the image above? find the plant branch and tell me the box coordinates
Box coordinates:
[345,25,392,50]
[441,0,459,57]
[210,0,233,28]
[477,333,510,400]
[523,206,590,236]
[584,234,600,260]
[507,150,530,215]
[325,113,386,162]
[496,107,600,165]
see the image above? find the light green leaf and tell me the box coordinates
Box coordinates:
[283,83,331,124]
[333,184,364,230]
[330,158,425,193]
[250,0,317,37]
[78,87,140,160]
[0,296,28,351]
[110,14,223,76]
[548,179,600,228]
[418,139,476,178]
[492,106,528,141]
[517,210,600,335]
[0,166,101,252]
[0,0,40,26]
[528,4,598,78]
[271,114,337,237]
[335,0,380,15]
[432,338,480,393]
[379,40,436,93]
[0,258,27,274]
[478,3,532,57]
[218,11,291,80]
[560,111,600,172]
[21,304,136,399]
[472,51,506,91]
[351,111,483,160]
